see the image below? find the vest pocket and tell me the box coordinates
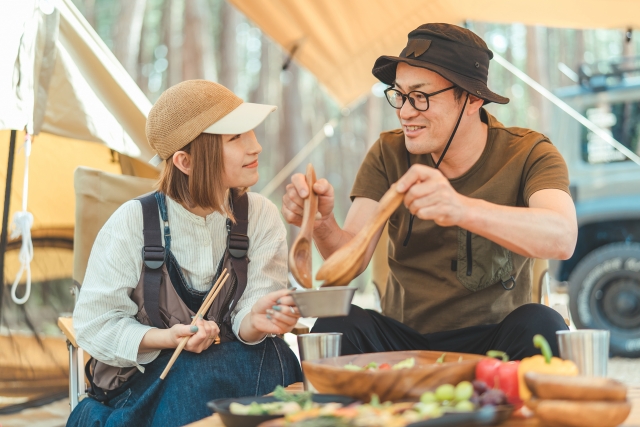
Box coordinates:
[456,228,514,292]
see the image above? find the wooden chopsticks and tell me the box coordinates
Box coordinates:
[160,268,230,379]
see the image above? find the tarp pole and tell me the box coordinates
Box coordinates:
[0,130,17,321]
[493,52,640,167]
[260,118,338,198]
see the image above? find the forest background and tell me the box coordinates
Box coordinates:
[70,0,640,291]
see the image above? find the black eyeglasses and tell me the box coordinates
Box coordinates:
[384,86,456,111]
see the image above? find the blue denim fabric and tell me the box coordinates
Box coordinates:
[67,337,302,427]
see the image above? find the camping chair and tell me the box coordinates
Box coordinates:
[57,167,309,411]
[57,166,157,410]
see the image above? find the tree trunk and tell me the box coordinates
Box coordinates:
[112,0,147,80]
[574,30,585,71]
[218,1,240,90]
[280,61,307,244]
[182,0,205,80]
[526,26,551,134]
[82,0,96,28]
[258,41,283,193]
[366,94,383,148]
[162,0,184,87]
[249,33,269,148]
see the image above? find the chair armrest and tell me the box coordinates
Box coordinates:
[58,316,78,348]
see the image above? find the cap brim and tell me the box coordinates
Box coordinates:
[373,56,509,105]
[202,102,277,135]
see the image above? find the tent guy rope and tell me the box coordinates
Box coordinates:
[10,133,34,304]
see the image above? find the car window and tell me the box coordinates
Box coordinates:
[582,102,640,164]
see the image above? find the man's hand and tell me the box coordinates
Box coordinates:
[282,174,335,229]
[397,164,469,227]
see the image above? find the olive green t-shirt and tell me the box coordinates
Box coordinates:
[351,109,570,334]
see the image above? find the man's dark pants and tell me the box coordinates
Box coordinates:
[312,303,568,360]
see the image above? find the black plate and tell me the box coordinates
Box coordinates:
[408,405,514,427]
[207,394,358,427]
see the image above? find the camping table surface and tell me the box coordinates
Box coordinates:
[184,383,640,427]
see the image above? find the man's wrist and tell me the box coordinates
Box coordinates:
[313,212,339,241]
[457,196,483,230]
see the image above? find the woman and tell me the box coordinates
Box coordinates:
[68,80,302,427]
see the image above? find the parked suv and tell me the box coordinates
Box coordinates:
[551,56,640,357]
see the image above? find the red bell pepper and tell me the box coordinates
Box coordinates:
[475,350,522,407]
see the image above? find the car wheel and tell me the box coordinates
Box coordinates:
[569,242,640,358]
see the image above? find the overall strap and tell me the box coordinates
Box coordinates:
[137,192,165,329]
[224,189,249,320]
[155,192,171,251]
[228,189,249,269]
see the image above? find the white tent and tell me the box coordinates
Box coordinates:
[0,0,158,399]
[0,0,154,157]
[0,0,158,285]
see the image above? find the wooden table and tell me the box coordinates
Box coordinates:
[185,383,640,427]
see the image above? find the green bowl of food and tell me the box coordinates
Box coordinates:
[207,386,357,427]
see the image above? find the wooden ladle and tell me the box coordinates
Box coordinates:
[316,183,404,287]
[289,164,318,288]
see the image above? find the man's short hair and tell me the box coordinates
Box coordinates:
[453,86,466,103]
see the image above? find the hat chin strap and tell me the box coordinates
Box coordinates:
[403,92,470,247]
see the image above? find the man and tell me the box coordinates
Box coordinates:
[282,24,577,359]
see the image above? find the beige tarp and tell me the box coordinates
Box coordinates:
[229,0,640,106]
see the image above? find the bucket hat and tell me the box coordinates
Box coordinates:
[372,23,509,105]
[146,80,276,166]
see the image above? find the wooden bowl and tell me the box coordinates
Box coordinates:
[301,350,485,402]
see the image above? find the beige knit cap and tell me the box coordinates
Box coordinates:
[146,80,276,165]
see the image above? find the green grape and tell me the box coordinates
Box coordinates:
[454,381,474,401]
[420,391,437,404]
[455,400,475,412]
[416,402,442,417]
[435,384,455,402]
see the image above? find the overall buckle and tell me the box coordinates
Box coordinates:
[228,233,249,259]
[142,246,165,269]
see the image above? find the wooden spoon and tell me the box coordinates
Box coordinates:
[316,183,404,287]
[289,164,318,288]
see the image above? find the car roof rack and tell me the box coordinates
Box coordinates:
[579,55,640,91]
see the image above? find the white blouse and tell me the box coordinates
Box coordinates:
[73,192,287,369]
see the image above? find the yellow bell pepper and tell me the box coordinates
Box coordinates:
[518,334,579,401]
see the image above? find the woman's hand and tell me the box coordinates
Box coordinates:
[139,315,220,354]
[239,289,301,342]
[168,315,220,354]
